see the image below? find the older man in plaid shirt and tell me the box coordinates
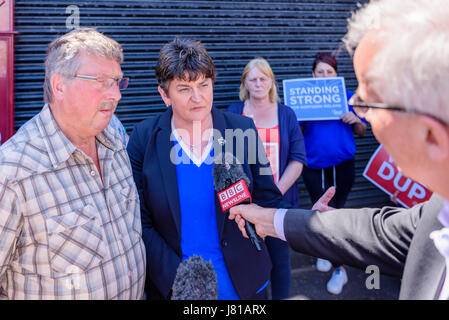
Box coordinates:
[0,28,146,299]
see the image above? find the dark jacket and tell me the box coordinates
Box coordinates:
[283,194,445,299]
[127,106,285,300]
[227,102,307,207]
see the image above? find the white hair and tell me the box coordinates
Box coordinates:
[44,27,123,104]
[343,0,449,123]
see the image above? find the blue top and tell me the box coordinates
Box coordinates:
[174,141,239,300]
[227,102,307,207]
[300,90,365,169]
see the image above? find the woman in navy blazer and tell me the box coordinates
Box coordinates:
[127,38,285,300]
[227,57,307,300]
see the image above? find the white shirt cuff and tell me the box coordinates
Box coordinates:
[274,208,288,241]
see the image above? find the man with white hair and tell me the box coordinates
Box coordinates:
[229,0,449,299]
[0,28,146,299]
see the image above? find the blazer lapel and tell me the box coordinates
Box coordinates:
[399,194,446,299]
[212,107,227,238]
[156,109,182,236]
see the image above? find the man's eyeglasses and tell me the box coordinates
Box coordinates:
[73,74,130,90]
[348,93,408,118]
[348,92,448,126]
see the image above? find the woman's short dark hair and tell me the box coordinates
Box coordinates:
[155,37,216,93]
[312,52,338,73]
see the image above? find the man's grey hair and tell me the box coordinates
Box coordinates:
[43,27,124,104]
[343,0,449,124]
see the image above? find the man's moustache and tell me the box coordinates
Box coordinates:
[97,102,117,111]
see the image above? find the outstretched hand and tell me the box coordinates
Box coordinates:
[312,186,336,212]
[228,187,336,240]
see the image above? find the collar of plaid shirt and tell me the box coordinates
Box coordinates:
[36,104,124,169]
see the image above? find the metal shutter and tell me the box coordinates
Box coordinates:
[14,0,394,208]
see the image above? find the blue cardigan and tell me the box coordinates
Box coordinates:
[227,102,307,207]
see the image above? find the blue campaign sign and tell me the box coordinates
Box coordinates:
[283,77,349,121]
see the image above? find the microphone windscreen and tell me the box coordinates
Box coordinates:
[213,152,250,192]
[171,255,218,300]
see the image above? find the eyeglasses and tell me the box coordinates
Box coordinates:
[348,92,408,118]
[348,92,448,125]
[73,74,130,90]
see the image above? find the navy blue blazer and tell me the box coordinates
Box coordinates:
[127,106,285,300]
[227,102,307,207]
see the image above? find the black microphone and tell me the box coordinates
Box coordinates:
[171,255,218,300]
[213,153,263,252]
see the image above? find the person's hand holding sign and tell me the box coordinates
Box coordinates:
[341,111,366,136]
[340,111,360,125]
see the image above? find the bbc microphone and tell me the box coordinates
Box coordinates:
[213,153,263,252]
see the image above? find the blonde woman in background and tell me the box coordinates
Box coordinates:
[227,57,307,299]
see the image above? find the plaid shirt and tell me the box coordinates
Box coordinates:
[0,105,146,299]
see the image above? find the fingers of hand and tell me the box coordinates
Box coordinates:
[312,187,336,211]
[255,225,266,238]
[229,207,238,220]
[341,112,358,124]
[235,215,248,238]
[322,186,336,202]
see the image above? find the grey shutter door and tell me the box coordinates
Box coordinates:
[14,0,394,208]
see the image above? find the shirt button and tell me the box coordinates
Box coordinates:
[118,234,123,240]
[128,270,133,277]
[222,240,228,247]
[90,170,96,176]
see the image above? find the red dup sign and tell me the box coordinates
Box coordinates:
[363,145,432,208]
